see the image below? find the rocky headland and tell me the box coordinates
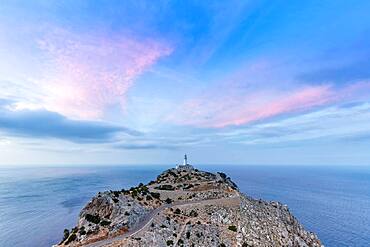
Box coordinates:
[56,164,323,247]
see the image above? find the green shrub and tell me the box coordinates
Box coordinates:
[174,208,181,214]
[166,240,174,246]
[168,171,178,177]
[85,214,101,224]
[100,220,111,227]
[61,229,69,243]
[150,192,161,199]
[78,226,86,235]
[228,225,237,232]
[183,184,194,190]
[131,190,138,197]
[189,210,198,217]
[65,233,77,245]
[155,184,175,190]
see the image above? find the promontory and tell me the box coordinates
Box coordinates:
[56,162,323,247]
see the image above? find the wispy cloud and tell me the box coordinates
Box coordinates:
[169,83,333,128]
[30,27,172,119]
[168,54,370,129]
[216,102,370,145]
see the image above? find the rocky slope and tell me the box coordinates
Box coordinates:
[56,165,323,247]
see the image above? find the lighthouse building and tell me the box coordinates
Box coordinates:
[176,154,194,170]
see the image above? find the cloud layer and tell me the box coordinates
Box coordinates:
[0,102,139,143]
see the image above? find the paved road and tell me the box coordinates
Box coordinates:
[84,196,240,247]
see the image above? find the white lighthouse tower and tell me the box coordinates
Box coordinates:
[176,154,194,170]
[183,154,188,166]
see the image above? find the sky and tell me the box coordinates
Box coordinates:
[1,0,370,165]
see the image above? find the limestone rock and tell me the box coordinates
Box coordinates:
[56,167,323,247]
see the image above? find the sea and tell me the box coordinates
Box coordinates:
[0,165,369,247]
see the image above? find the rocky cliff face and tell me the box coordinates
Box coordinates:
[56,167,323,247]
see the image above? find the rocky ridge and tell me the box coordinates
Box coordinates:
[56,165,323,247]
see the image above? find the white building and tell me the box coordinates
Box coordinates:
[176,154,194,170]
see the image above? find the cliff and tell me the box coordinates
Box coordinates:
[56,166,323,247]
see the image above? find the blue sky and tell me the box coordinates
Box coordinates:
[1,0,370,165]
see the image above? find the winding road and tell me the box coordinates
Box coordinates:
[84,196,240,247]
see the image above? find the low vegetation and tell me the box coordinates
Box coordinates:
[100,220,111,227]
[228,225,237,232]
[150,192,161,199]
[189,210,198,217]
[78,226,86,235]
[154,184,175,190]
[85,214,100,224]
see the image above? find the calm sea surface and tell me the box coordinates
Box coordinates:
[0,165,369,247]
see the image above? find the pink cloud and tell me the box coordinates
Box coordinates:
[169,79,370,128]
[166,51,370,129]
[170,85,333,128]
[214,85,333,128]
[37,28,172,119]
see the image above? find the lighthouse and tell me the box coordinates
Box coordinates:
[176,154,194,170]
[183,154,188,165]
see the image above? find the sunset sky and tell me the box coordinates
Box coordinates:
[1,1,370,165]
